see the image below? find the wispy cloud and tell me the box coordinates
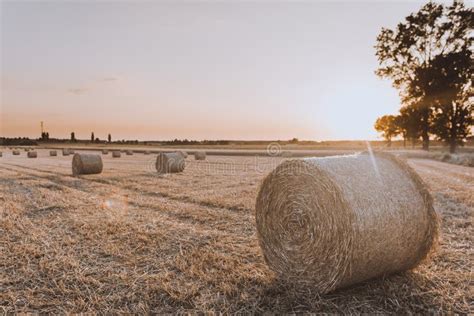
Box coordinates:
[102,77,118,82]
[68,88,88,95]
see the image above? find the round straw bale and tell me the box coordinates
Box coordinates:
[50,150,57,156]
[12,150,20,155]
[62,149,70,156]
[27,151,38,158]
[72,153,103,176]
[102,149,109,155]
[156,152,185,173]
[126,150,133,155]
[112,151,121,158]
[179,151,188,158]
[194,151,206,160]
[255,151,438,294]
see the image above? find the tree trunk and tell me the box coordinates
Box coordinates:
[421,108,430,151]
[449,104,458,154]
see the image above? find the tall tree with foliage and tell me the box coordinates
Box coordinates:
[108,134,112,143]
[91,132,95,142]
[71,132,76,142]
[429,47,473,153]
[375,1,473,151]
[397,105,423,148]
[374,115,399,146]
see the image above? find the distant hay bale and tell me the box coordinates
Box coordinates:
[50,150,57,156]
[62,149,70,156]
[194,151,206,160]
[179,151,188,158]
[156,152,185,173]
[72,153,103,176]
[12,150,20,155]
[256,151,438,294]
[27,151,38,158]
[126,150,133,155]
[102,149,109,155]
[112,151,121,158]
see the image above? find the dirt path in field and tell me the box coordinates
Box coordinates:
[408,159,474,208]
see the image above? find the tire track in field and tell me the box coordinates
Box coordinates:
[0,164,253,230]
[2,163,253,214]
[0,165,251,238]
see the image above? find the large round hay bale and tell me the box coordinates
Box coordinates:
[27,151,38,158]
[62,149,70,156]
[126,150,133,155]
[12,150,20,155]
[255,152,438,294]
[72,153,103,176]
[112,151,121,158]
[156,152,185,173]
[49,150,57,156]
[194,151,206,160]
[102,149,109,155]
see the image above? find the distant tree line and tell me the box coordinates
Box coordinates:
[374,1,473,153]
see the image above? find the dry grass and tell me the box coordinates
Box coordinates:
[0,149,472,313]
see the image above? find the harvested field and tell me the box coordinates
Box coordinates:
[0,149,472,313]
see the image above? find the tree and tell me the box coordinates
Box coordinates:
[108,134,112,143]
[397,105,423,148]
[91,132,94,142]
[375,1,472,151]
[374,115,399,146]
[428,47,473,153]
[71,132,76,142]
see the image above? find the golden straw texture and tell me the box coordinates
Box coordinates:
[156,152,186,173]
[72,153,103,176]
[112,151,121,158]
[255,152,438,294]
[194,151,206,160]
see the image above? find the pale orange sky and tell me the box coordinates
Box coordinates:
[1,1,433,141]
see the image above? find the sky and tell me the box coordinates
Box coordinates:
[1,0,436,141]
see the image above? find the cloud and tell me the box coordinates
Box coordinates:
[102,77,118,82]
[68,88,88,95]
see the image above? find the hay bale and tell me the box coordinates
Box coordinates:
[112,151,121,158]
[179,151,188,158]
[126,150,133,155]
[27,151,38,158]
[102,149,109,155]
[12,150,20,155]
[50,150,57,156]
[72,153,103,175]
[194,151,206,160]
[255,151,438,294]
[62,149,70,156]
[156,152,185,173]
